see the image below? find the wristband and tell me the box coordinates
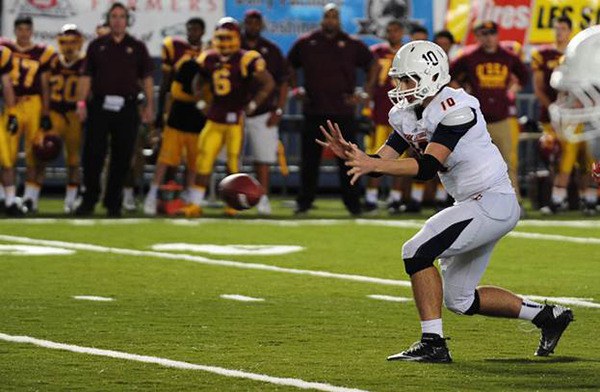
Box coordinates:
[247,100,258,113]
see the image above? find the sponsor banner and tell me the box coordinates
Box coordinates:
[225,0,434,54]
[446,0,600,45]
[446,0,531,45]
[1,0,224,56]
[529,0,600,43]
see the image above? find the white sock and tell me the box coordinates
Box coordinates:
[552,186,567,205]
[189,186,206,206]
[389,190,402,202]
[435,185,447,202]
[65,185,78,205]
[0,185,5,200]
[24,183,40,208]
[420,318,443,337]
[518,299,544,321]
[412,183,425,203]
[148,183,159,198]
[366,188,378,204]
[5,185,16,206]
[584,187,598,204]
[123,187,134,199]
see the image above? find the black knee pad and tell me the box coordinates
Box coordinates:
[403,257,435,276]
[463,289,480,316]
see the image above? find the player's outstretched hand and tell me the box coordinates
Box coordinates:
[316,120,352,159]
[345,143,377,185]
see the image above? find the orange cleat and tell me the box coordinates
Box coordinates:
[224,206,239,217]
[177,204,203,218]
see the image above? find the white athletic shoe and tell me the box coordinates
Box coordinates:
[257,195,272,216]
[143,196,157,216]
[122,191,137,212]
[64,200,75,214]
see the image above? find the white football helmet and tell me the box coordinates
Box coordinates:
[388,40,451,110]
[549,25,600,142]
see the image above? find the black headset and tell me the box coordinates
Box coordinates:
[105,2,131,27]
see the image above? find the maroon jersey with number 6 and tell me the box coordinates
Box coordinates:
[196,49,266,124]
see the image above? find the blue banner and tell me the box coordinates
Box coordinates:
[226,1,434,54]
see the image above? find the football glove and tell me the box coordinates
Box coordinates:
[7,114,18,135]
[40,115,53,132]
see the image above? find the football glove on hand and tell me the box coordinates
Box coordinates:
[40,115,53,132]
[7,114,18,135]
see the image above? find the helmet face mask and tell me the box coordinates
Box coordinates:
[387,40,451,110]
[549,25,600,141]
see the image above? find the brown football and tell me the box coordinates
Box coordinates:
[218,173,265,210]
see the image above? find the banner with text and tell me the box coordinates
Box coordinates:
[445,0,600,45]
[1,0,224,56]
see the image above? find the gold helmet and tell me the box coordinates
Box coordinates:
[212,17,241,56]
[57,24,83,58]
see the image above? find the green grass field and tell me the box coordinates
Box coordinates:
[1,198,599,391]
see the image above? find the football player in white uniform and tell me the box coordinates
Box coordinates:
[319,41,573,362]
[549,25,600,185]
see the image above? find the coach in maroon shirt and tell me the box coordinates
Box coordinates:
[450,21,528,195]
[288,3,376,215]
[75,2,154,217]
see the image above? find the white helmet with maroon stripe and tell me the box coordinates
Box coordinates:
[388,40,451,110]
[549,25,600,141]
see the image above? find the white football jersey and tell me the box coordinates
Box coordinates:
[388,87,514,202]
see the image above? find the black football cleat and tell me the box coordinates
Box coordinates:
[5,203,26,217]
[23,198,37,215]
[387,334,452,363]
[532,304,574,357]
[74,203,94,217]
[362,201,378,214]
[387,200,405,215]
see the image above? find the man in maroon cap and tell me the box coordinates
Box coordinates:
[450,21,528,201]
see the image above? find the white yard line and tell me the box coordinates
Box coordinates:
[73,296,114,302]
[220,294,265,302]
[508,231,600,244]
[152,243,304,256]
[367,295,412,303]
[0,332,367,392]
[0,235,411,288]
[2,217,600,229]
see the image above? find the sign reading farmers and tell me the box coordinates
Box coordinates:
[1,0,224,56]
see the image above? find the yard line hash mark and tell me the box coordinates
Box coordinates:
[0,332,367,392]
[73,296,114,302]
[220,294,265,302]
[367,295,412,303]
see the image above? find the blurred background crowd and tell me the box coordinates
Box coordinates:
[0,0,599,218]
